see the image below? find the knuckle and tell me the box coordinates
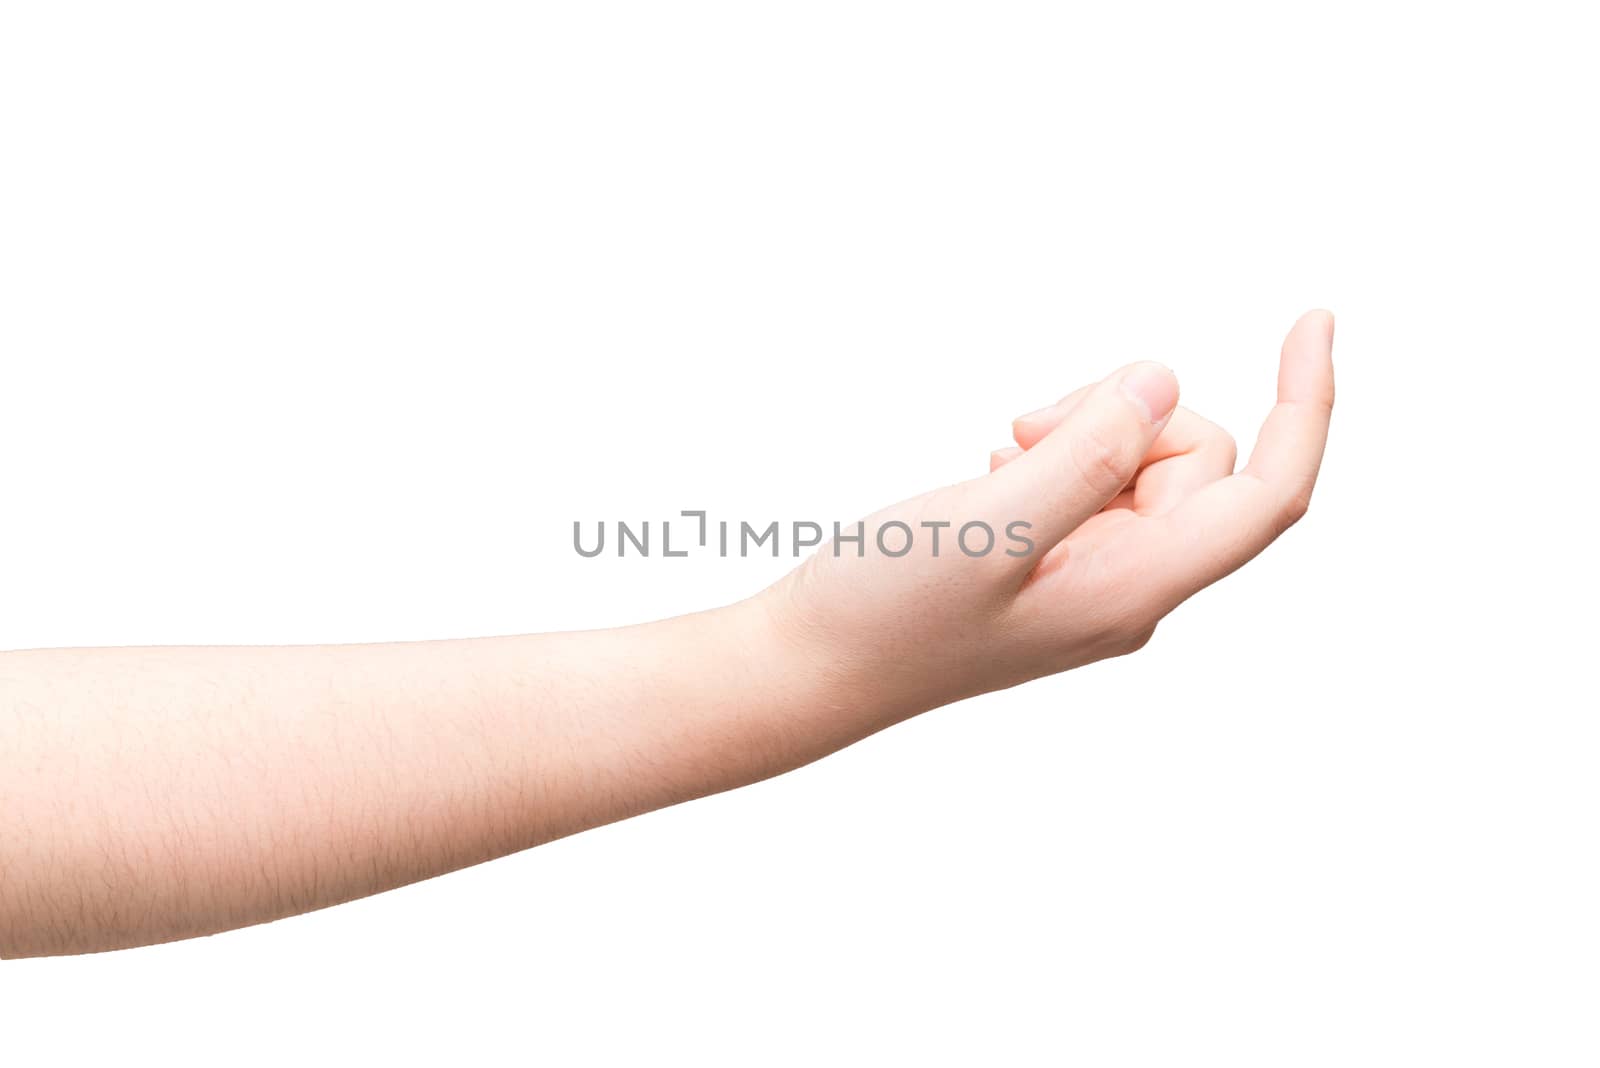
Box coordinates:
[1067,421,1137,498]
[1280,485,1313,526]
[1194,415,1237,466]
[1218,433,1239,472]
[1088,604,1151,654]
[1121,627,1156,656]
[1091,617,1155,659]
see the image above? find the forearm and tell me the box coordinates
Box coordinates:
[0,598,865,957]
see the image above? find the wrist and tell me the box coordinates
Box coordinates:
[728,582,916,750]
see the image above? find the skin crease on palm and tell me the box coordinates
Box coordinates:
[0,311,1333,957]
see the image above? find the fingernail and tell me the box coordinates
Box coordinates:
[1013,404,1056,427]
[1119,362,1179,423]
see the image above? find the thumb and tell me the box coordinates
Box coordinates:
[984,361,1178,561]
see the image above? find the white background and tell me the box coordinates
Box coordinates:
[2,2,1596,1064]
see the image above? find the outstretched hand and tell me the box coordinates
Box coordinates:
[764,310,1335,717]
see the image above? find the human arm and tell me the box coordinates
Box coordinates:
[0,311,1334,957]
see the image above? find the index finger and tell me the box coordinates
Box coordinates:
[1119,309,1335,609]
[1241,308,1336,502]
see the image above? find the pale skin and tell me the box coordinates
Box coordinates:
[0,311,1335,957]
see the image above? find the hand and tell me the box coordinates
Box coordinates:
[759,310,1335,722]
